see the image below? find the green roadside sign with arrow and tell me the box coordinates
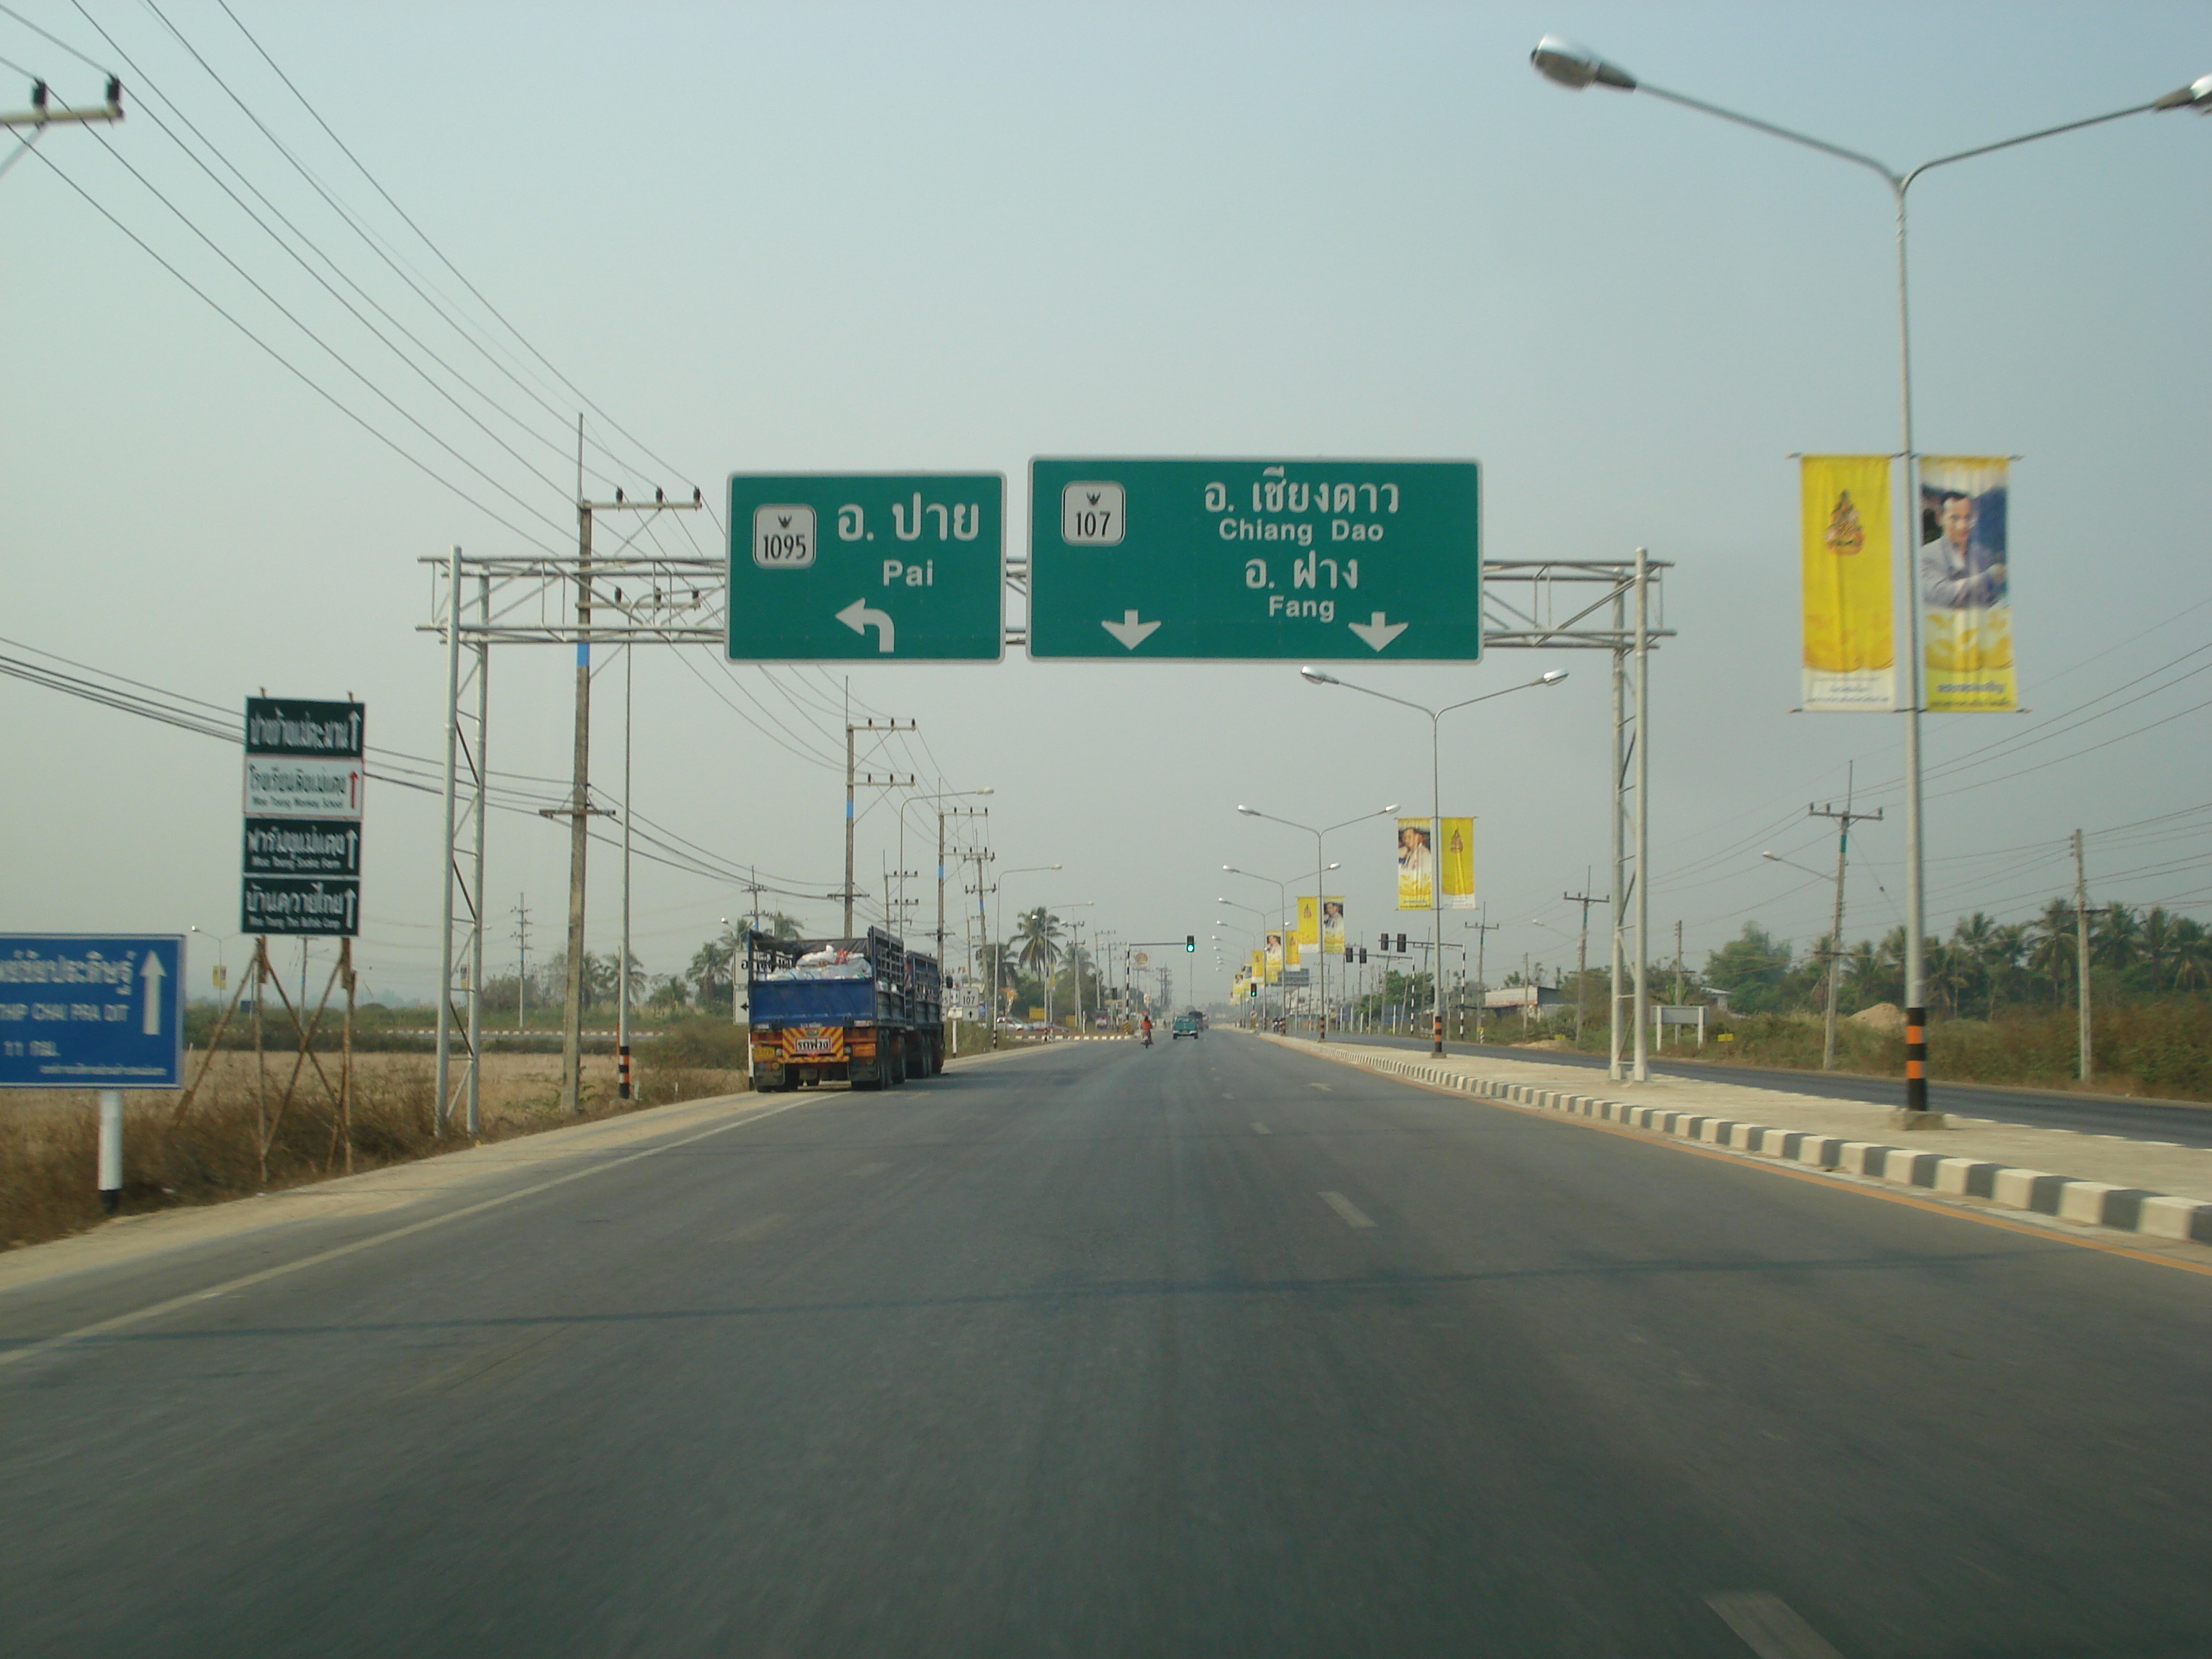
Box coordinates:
[726,473,1004,662]
[1028,458,1482,662]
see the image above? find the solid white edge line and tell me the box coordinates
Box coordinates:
[0,1096,813,1372]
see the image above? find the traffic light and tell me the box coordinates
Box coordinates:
[1396,933,1408,953]
[1359,948,1368,965]
[1184,935,1195,953]
[1378,932,1389,951]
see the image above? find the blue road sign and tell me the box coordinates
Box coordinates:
[0,935,185,1090]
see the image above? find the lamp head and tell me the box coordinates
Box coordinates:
[1380,802,1400,814]
[1530,35,1637,91]
[2154,73,2212,111]
[1539,669,1569,684]
[1300,667,1339,685]
[976,787,995,796]
[1761,852,1779,862]
[1236,805,1259,817]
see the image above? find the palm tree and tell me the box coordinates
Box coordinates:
[2094,903,2142,975]
[2170,916,2212,992]
[1012,907,1063,976]
[2137,905,2178,994]
[2027,898,2076,1004]
[762,912,805,941]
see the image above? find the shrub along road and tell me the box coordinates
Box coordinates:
[2,1036,2208,1656]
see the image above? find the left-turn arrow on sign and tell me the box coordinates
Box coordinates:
[835,598,896,653]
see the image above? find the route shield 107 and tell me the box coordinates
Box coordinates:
[726,474,1005,662]
[1028,459,1482,662]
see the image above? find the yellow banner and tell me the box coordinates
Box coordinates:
[1799,455,1895,711]
[1284,933,1300,968]
[1321,898,1344,953]
[1264,932,1282,984]
[1396,817,1432,910]
[1295,896,1319,945]
[1250,949,1264,982]
[1440,819,1475,909]
[1919,456,2015,711]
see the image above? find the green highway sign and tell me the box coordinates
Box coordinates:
[727,474,1004,662]
[1028,459,1481,661]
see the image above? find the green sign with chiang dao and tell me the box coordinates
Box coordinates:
[727,473,1004,662]
[1028,458,1481,661]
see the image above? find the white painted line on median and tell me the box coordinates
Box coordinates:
[1251,1122,1272,1136]
[1705,1591,1845,1658]
[1319,1191,1376,1230]
[0,1096,815,1374]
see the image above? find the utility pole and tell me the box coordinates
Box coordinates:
[1563,872,1606,1044]
[1808,786,1883,1071]
[1673,920,1684,1008]
[512,895,531,1033]
[844,716,916,933]
[2072,829,2107,1082]
[1466,910,1498,1043]
[1,78,123,175]
[554,463,701,1116]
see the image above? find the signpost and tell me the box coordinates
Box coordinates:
[242,698,363,938]
[727,474,1005,661]
[1028,459,1482,661]
[2,934,184,1215]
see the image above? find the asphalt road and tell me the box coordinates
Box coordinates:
[1329,1028,2212,1146]
[4,1035,2210,1657]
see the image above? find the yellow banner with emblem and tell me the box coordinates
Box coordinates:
[1799,455,1895,711]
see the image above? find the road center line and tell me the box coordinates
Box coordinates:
[1705,1591,1846,1658]
[1251,1121,1272,1136]
[0,1095,814,1373]
[1319,1191,1376,1229]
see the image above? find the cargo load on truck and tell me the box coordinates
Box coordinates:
[747,926,943,1093]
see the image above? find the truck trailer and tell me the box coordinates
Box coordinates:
[747,927,943,1092]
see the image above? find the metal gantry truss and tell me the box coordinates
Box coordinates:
[422,547,1671,1111]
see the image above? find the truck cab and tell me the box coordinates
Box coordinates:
[1171,1012,1201,1040]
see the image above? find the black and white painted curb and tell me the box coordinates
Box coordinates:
[1272,1039,2212,1246]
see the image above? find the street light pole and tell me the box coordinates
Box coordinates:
[1234,811,1386,1043]
[1531,35,2211,1117]
[992,864,1061,1045]
[1301,667,1568,1053]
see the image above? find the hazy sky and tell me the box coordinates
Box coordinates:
[4,1,2208,1007]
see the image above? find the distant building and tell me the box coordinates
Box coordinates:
[1483,985,1567,1010]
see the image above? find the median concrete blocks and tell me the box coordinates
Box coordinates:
[1934,1158,2000,1198]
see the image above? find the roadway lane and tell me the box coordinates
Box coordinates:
[1334,1027,2212,1146]
[4,1036,2210,1657]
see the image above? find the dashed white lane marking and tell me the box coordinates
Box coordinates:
[1308,1082,1333,1092]
[1251,1122,1272,1136]
[1705,1591,1845,1658]
[1318,1191,1375,1229]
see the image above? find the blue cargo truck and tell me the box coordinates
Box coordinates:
[747,927,943,1092]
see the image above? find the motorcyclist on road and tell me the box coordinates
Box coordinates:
[1141,1015,1154,1047]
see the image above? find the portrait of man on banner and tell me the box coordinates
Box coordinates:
[1264,932,1283,984]
[1321,898,1345,953]
[1919,455,2016,711]
[1396,818,1433,911]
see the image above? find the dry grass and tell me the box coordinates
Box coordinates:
[0,1049,746,1252]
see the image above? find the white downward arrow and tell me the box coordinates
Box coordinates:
[835,598,896,653]
[1347,611,1409,652]
[1101,611,1161,651]
[139,951,166,1035]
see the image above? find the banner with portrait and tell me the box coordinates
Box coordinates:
[1264,932,1282,984]
[1918,455,2015,711]
[1439,818,1475,909]
[1396,817,1434,910]
[1295,896,1319,945]
[1321,897,1345,953]
[1799,455,1896,711]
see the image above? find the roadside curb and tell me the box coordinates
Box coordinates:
[1253,1034,2212,1246]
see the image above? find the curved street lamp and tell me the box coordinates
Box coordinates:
[1532,32,2208,1115]
[1300,669,1566,1054]
[1234,809,1390,1043]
